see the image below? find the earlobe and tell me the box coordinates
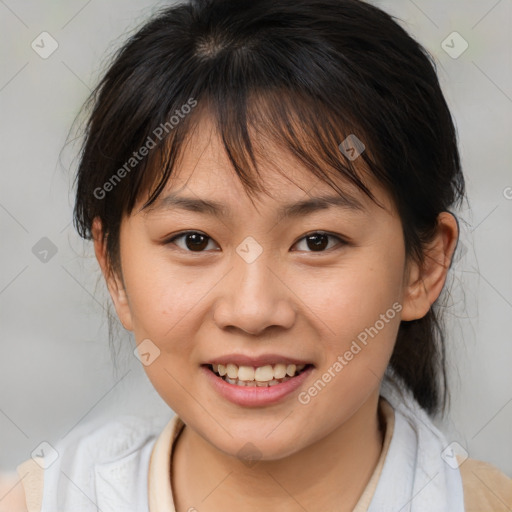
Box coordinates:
[400,212,459,321]
[91,217,134,332]
[108,283,134,332]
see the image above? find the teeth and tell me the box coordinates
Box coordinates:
[226,364,238,379]
[254,365,274,382]
[238,366,255,381]
[210,362,308,384]
[224,376,292,387]
[273,363,287,379]
[286,364,297,377]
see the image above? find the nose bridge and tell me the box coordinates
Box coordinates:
[213,237,295,334]
[236,243,276,299]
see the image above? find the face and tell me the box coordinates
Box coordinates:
[101,117,416,460]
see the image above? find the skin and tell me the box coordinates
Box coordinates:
[92,117,459,512]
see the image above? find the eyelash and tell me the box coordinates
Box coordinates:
[164,230,348,254]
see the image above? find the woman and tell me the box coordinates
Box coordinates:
[2,0,511,510]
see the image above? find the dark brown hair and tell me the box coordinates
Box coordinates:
[72,0,466,415]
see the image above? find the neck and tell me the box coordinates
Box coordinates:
[172,392,385,512]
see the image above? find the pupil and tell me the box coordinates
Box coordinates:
[186,233,208,251]
[307,234,328,251]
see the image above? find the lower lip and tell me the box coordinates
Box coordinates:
[202,365,314,407]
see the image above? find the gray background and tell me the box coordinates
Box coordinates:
[1,0,511,479]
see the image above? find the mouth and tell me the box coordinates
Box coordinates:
[204,362,314,388]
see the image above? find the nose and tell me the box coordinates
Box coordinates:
[212,251,296,336]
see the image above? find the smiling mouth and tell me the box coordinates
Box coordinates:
[206,363,313,387]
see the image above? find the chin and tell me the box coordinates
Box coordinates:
[202,424,308,462]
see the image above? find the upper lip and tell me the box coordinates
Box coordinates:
[203,354,313,367]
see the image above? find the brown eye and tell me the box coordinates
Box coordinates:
[167,231,217,252]
[293,232,345,252]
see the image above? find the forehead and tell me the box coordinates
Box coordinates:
[141,115,396,219]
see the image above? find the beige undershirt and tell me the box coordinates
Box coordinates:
[148,397,396,512]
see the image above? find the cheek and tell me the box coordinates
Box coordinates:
[294,246,405,347]
[121,253,209,410]
[122,252,210,341]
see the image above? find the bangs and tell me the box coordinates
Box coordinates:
[134,88,388,217]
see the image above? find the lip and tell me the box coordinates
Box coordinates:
[202,364,314,407]
[203,353,312,367]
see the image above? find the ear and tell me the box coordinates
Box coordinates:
[91,217,134,331]
[401,212,459,321]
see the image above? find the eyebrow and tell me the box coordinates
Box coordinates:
[146,191,366,219]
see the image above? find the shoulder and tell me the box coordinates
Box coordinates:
[47,413,168,469]
[68,413,166,452]
[459,457,512,512]
[2,414,170,512]
[0,471,28,512]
